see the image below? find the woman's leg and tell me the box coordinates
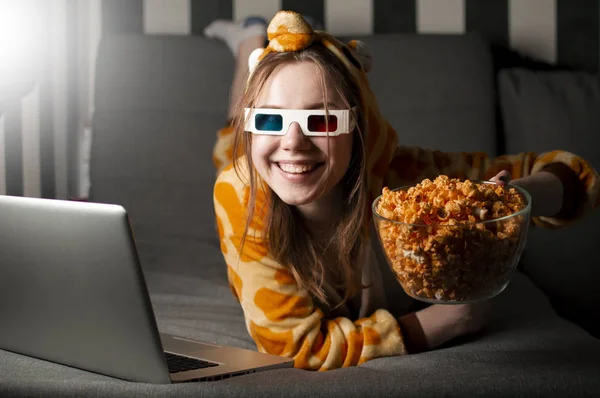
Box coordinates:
[228,35,266,119]
[205,19,266,174]
[204,19,267,119]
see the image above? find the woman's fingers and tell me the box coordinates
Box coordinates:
[490,170,511,186]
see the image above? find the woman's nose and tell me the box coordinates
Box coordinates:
[281,122,312,151]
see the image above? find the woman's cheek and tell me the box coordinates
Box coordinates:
[332,136,354,176]
[251,137,277,177]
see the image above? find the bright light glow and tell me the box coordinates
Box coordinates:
[0,0,41,104]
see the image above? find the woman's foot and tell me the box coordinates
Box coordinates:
[204,17,267,57]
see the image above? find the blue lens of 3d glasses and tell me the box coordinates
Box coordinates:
[255,114,283,131]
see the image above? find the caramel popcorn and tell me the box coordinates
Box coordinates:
[374,175,530,302]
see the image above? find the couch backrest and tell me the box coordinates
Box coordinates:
[90,33,497,258]
[498,68,600,338]
[91,35,234,254]
[355,33,496,154]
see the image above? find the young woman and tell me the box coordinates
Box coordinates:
[209,11,600,371]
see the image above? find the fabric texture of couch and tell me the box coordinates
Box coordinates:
[499,68,600,338]
[2,33,600,397]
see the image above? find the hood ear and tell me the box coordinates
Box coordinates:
[248,47,265,75]
[348,40,373,73]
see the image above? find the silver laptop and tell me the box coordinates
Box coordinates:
[0,195,293,383]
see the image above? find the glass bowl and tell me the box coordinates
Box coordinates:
[372,181,532,304]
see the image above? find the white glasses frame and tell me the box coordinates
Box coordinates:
[244,107,357,136]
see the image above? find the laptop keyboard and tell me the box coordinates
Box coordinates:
[164,352,219,373]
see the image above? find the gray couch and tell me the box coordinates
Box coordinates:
[2,33,600,397]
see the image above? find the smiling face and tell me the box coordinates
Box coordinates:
[250,61,354,209]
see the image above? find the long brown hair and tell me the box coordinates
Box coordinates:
[230,44,368,306]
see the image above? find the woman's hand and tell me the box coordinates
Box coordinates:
[414,300,492,350]
[489,170,511,186]
[489,169,564,217]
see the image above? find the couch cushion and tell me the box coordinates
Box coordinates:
[499,69,600,166]
[499,68,600,338]
[91,35,234,252]
[353,33,497,155]
[3,271,600,397]
[94,35,233,115]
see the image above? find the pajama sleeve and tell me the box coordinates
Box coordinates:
[212,124,235,177]
[213,165,413,371]
[384,147,599,228]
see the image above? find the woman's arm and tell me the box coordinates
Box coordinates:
[384,147,599,228]
[215,165,490,362]
[213,124,236,177]
[491,169,564,218]
[409,301,492,351]
[214,166,412,370]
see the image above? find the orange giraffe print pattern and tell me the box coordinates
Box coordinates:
[213,11,600,370]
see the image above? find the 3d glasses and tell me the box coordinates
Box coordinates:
[244,107,357,136]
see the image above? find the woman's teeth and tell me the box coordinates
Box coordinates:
[278,163,316,174]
